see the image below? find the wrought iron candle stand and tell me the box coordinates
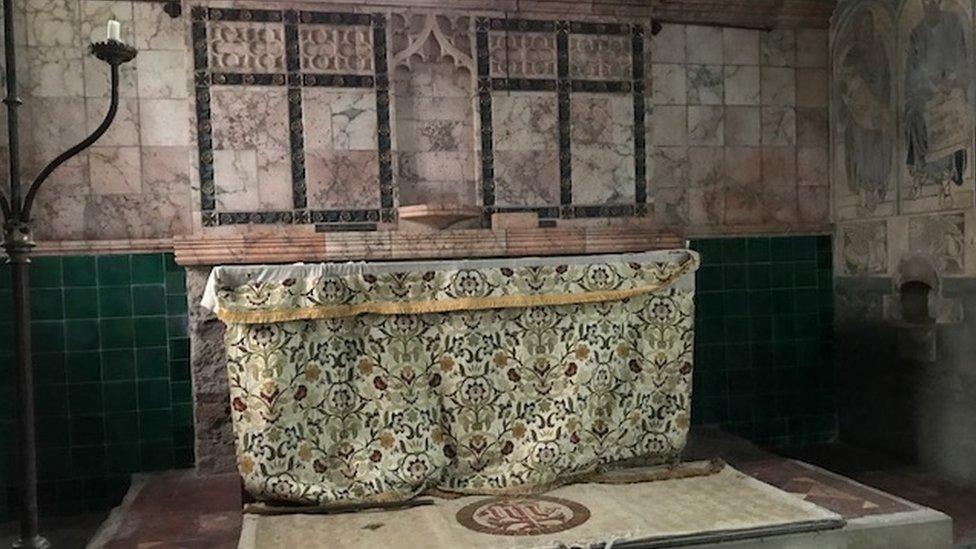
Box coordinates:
[1,4,137,546]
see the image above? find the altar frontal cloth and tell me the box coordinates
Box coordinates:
[204,250,700,506]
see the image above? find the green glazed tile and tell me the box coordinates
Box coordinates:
[31,320,65,353]
[749,316,773,342]
[746,237,770,263]
[34,385,68,417]
[794,261,817,287]
[0,262,9,289]
[166,295,188,315]
[66,319,100,351]
[30,257,63,288]
[772,315,796,341]
[769,263,794,288]
[71,446,107,478]
[172,403,193,428]
[33,352,66,385]
[697,266,724,292]
[139,409,172,441]
[138,379,171,410]
[174,446,195,469]
[168,338,189,360]
[769,238,793,262]
[66,351,101,383]
[98,287,132,318]
[139,442,174,472]
[722,291,749,314]
[136,347,168,379]
[134,317,167,348]
[747,264,770,289]
[97,255,130,286]
[721,239,748,264]
[102,349,136,381]
[105,443,140,473]
[70,416,105,446]
[163,254,181,273]
[103,382,138,413]
[30,289,63,320]
[99,318,134,349]
[130,254,164,284]
[166,315,188,338]
[0,288,10,311]
[169,359,190,381]
[171,381,191,404]
[723,264,748,289]
[132,285,166,316]
[724,316,750,342]
[104,413,139,444]
[68,383,103,416]
[696,293,724,318]
[64,288,99,319]
[793,236,817,261]
[35,417,70,448]
[165,271,186,295]
[62,256,98,287]
[771,289,795,315]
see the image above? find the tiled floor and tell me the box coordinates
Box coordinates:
[9,429,976,548]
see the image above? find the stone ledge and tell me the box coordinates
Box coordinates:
[172,228,686,266]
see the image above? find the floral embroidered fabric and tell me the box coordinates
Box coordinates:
[209,250,700,505]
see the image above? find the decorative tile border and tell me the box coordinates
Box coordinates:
[475,17,648,220]
[190,6,392,229]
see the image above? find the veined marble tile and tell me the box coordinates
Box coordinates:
[572,146,634,204]
[489,31,556,78]
[724,106,760,146]
[571,93,633,147]
[797,147,828,187]
[761,107,796,146]
[90,146,142,195]
[213,149,259,211]
[300,24,373,75]
[796,107,827,148]
[651,24,685,64]
[723,28,759,65]
[136,50,188,99]
[761,29,795,67]
[396,150,475,190]
[65,190,190,240]
[27,47,84,97]
[492,92,558,151]
[651,105,687,146]
[686,25,722,64]
[797,186,828,224]
[85,55,137,98]
[761,147,798,223]
[494,150,558,207]
[686,64,723,105]
[139,98,191,146]
[724,184,763,224]
[25,97,87,163]
[650,146,688,188]
[210,87,289,150]
[795,68,827,108]
[688,186,725,226]
[134,1,185,50]
[141,146,191,195]
[688,146,724,187]
[81,0,133,44]
[760,67,795,106]
[795,29,826,68]
[569,34,632,80]
[397,178,477,207]
[688,105,724,146]
[396,119,471,153]
[87,97,139,147]
[208,20,286,74]
[26,0,79,48]
[654,186,689,225]
[724,147,762,187]
[724,65,759,106]
[652,63,686,106]
[302,88,377,151]
[256,148,293,210]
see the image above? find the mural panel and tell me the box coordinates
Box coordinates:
[832,2,898,221]
[898,0,975,213]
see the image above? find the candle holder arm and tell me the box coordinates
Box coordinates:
[19,46,131,222]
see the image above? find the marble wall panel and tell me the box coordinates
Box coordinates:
[493,92,559,151]
[907,213,966,275]
[569,34,632,80]
[652,63,685,105]
[760,29,795,67]
[208,20,286,74]
[494,150,559,207]
[571,93,634,204]
[688,105,724,146]
[687,64,723,105]
[686,25,722,64]
[489,31,557,78]
[303,88,378,151]
[724,106,760,146]
[840,220,888,275]
[299,24,374,74]
[90,146,141,195]
[133,0,185,50]
[723,28,759,65]
[306,150,381,209]
[724,65,760,106]
[210,87,289,150]
[761,107,796,146]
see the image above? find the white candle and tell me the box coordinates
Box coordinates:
[107,20,121,42]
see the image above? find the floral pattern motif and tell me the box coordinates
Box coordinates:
[217,254,698,505]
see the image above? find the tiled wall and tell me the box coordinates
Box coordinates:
[649,26,830,229]
[690,235,836,447]
[0,253,192,517]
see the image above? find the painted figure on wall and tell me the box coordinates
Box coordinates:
[836,8,896,210]
[903,0,973,194]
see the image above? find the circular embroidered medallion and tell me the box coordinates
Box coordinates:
[456,495,591,536]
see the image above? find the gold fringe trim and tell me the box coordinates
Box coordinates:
[217,258,696,324]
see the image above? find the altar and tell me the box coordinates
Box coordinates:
[203,250,699,506]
